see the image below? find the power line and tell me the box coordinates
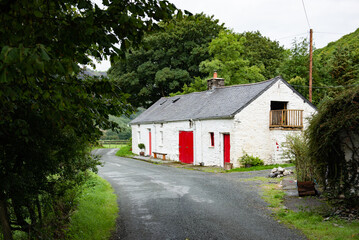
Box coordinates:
[291,83,359,89]
[277,32,308,40]
[301,0,311,29]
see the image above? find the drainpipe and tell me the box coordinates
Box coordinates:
[191,119,196,165]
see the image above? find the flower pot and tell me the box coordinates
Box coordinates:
[140,151,145,156]
[297,181,316,196]
[224,162,233,170]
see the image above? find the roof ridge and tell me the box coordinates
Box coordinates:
[163,76,282,98]
[215,76,280,89]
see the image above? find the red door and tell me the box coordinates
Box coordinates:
[223,134,230,164]
[179,131,193,164]
[148,129,152,156]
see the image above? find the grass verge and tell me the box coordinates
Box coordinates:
[260,183,359,240]
[91,144,125,151]
[66,172,118,240]
[226,163,294,173]
[116,145,134,157]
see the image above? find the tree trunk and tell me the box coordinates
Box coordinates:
[0,199,13,240]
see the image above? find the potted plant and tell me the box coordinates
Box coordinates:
[138,143,145,156]
[283,134,316,196]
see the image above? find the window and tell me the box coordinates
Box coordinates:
[160,131,164,145]
[209,132,214,147]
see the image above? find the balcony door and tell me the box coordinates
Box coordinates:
[271,101,288,126]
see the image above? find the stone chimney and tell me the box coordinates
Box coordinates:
[207,72,225,90]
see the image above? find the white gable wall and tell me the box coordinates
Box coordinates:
[232,79,316,165]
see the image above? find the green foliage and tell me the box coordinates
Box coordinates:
[116,145,134,157]
[170,76,208,96]
[315,28,359,58]
[108,13,224,108]
[101,108,145,140]
[238,31,286,79]
[138,143,146,150]
[307,87,359,204]
[66,173,118,240]
[261,183,359,240]
[283,134,313,182]
[278,28,359,106]
[239,153,264,167]
[199,30,265,85]
[0,0,178,238]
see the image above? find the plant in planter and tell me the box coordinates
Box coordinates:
[283,134,316,196]
[239,153,264,168]
[138,143,145,156]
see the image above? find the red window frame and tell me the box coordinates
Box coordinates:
[210,132,214,147]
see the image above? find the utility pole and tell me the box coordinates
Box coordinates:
[309,29,313,102]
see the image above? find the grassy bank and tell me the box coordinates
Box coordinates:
[66,172,118,240]
[226,163,294,173]
[116,145,134,157]
[261,182,359,240]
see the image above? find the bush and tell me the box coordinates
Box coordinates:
[283,134,313,182]
[239,153,264,167]
[138,143,145,150]
[307,87,359,205]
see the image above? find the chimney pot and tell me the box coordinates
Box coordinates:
[213,72,217,78]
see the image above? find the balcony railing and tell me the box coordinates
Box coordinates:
[270,109,303,128]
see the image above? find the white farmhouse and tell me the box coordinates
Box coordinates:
[130,76,316,167]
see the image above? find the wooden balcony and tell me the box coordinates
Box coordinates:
[270,109,303,129]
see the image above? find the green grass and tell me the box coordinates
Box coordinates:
[260,183,359,239]
[66,172,118,240]
[91,144,125,151]
[115,145,134,157]
[241,176,283,183]
[226,163,294,173]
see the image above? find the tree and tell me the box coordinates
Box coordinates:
[238,31,286,79]
[307,87,359,205]
[108,13,224,108]
[278,38,323,102]
[329,45,359,86]
[0,0,178,238]
[199,30,265,85]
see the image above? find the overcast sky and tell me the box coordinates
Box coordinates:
[92,0,359,71]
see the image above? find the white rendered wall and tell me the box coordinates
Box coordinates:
[132,121,193,161]
[195,119,234,167]
[131,119,234,166]
[232,80,317,165]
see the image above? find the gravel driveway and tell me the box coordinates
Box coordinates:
[95,148,306,240]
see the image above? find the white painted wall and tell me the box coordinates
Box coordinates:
[196,119,234,167]
[132,121,193,160]
[131,79,317,167]
[232,79,316,165]
[131,119,234,166]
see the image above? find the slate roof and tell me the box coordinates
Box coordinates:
[130,76,308,124]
